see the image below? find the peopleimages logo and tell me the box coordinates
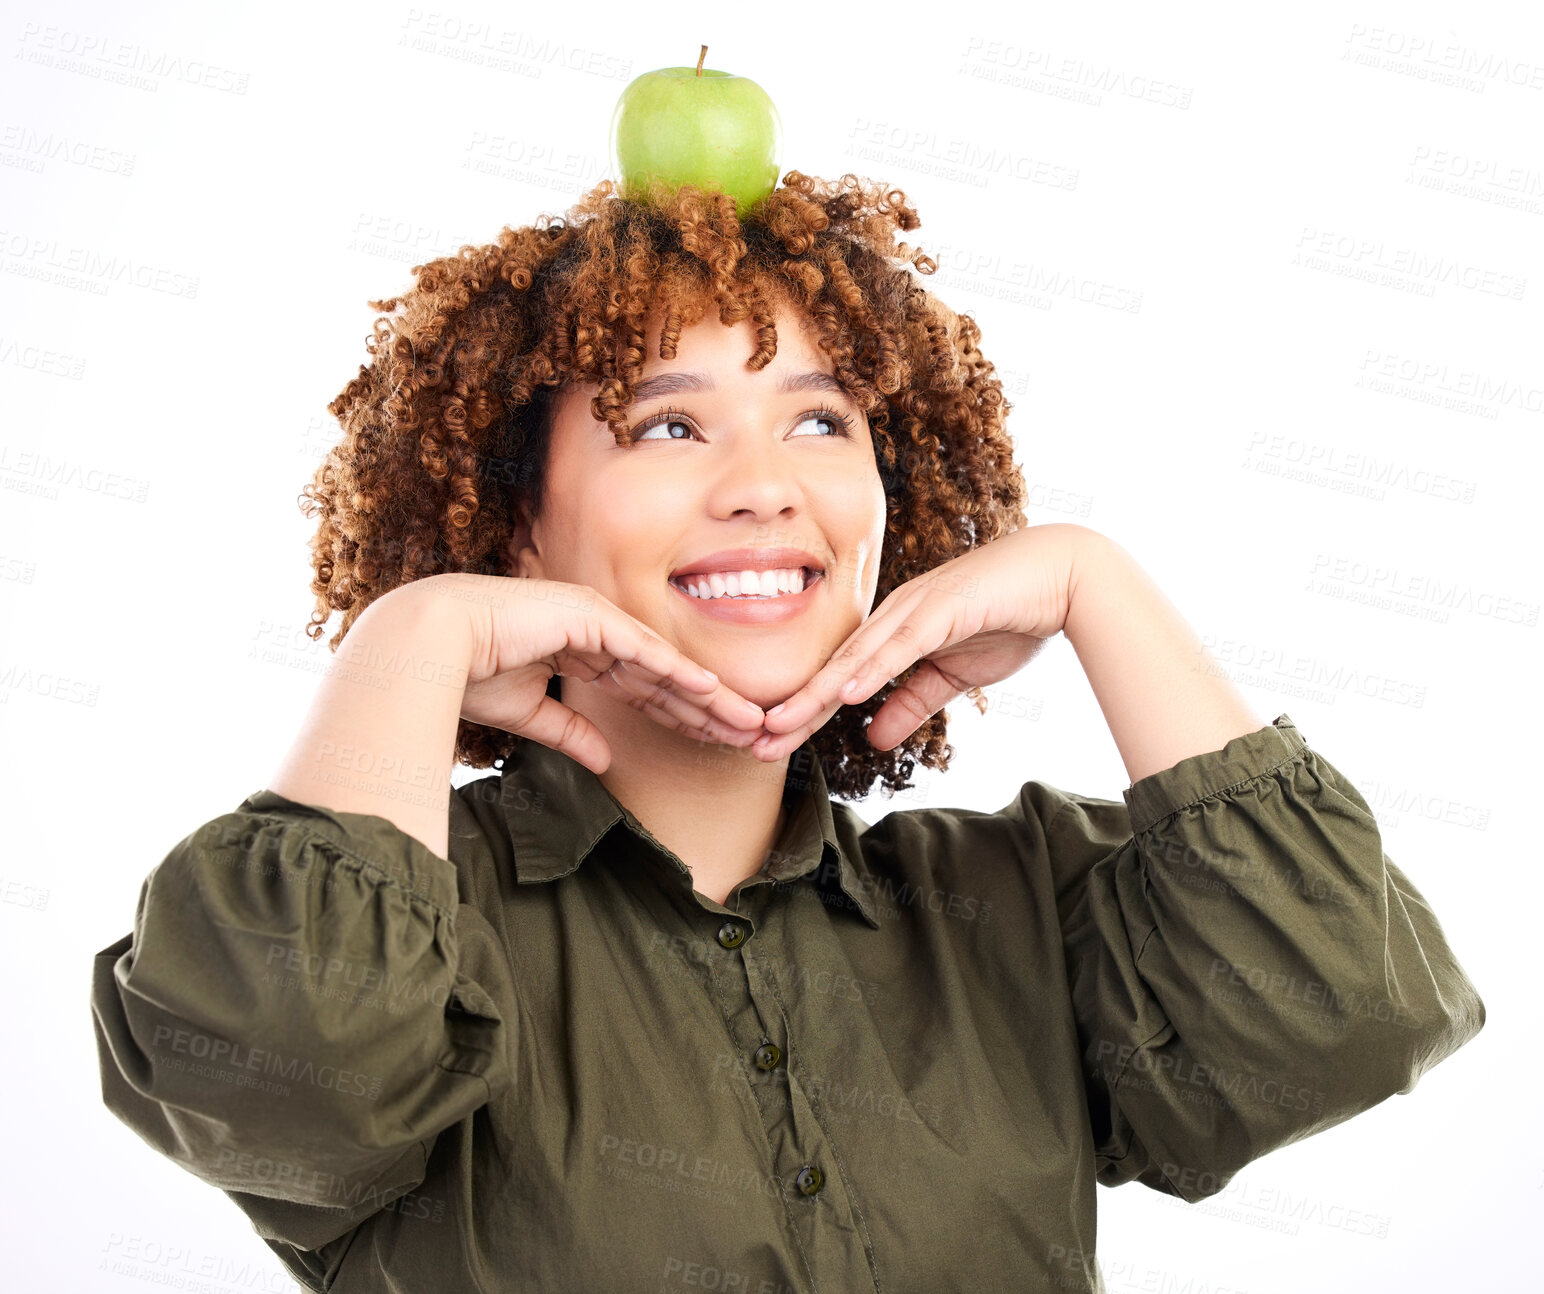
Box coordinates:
[0,230,201,298]
[15,22,252,94]
[1199,633,1429,709]
[1292,227,1526,299]
[1343,23,1544,90]
[1356,348,1544,416]
[1242,431,1478,506]
[959,36,1195,108]
[148,1023,386,1100]
[1306,553,1539,628]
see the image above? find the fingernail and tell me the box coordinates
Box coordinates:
[767,702,785,717]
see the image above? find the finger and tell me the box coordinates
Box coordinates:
[591,612,766,728]
[595,613,724,699]
[516,694,613,773]
[829,615,929,707]
[749,664,879,764]
[756,610,939,762]
[589,664,757,745]
[759,593,917,738]
[601,657,765,734]
[590,666,763,744]
[749,680,851,763]
[637,695,766,747]
[864,660,963,751]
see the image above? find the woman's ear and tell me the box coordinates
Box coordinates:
[502,495,542,579]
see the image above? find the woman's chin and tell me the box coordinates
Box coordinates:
[707,667,819,715]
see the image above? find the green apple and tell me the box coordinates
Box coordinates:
[610,47,782,219]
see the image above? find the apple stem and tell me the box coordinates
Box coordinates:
[695,44,706,76]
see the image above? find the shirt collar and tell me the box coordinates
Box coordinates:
[495,737,881,929]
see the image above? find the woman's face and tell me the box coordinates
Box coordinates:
[509,300,889,713]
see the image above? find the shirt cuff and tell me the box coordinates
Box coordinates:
[1120,714,1309,836]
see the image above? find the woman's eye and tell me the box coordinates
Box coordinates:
[634,417,696,442]
[793,413,852,438]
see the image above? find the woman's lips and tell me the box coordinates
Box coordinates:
[667,571,823,624]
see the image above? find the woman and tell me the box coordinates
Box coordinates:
[90,172,1484,1292]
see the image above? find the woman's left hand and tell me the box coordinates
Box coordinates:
[751,523,1092,761]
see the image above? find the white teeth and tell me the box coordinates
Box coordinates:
[672,567,814,601]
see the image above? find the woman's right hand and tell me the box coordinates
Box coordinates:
[428,573,767,774]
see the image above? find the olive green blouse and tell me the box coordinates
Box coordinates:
[89,713,1484,1293]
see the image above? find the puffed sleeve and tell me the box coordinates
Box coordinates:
[89,787,516,1254]
[1031,713,1484,1201]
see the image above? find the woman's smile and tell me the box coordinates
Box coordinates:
[670,567,814,599]
[667,565,826,623]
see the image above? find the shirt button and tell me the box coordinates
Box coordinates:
[716,921,748,949]
[753,1042,782,1071]
[795,1165,823,1197]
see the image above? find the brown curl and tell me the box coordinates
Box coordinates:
[302,171,1028,801]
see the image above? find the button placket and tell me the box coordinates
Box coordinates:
[696,895,876,1287]
[696,870,877,1288]
[737,940,833,1206]
[713,921,790,1106]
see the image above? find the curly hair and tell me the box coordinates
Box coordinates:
[302,171,1028,801]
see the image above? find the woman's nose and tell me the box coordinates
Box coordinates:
[704,429,807,513]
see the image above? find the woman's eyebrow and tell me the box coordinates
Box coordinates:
[629,370,855,405]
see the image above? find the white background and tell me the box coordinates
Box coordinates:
[2,0,1536,1289]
